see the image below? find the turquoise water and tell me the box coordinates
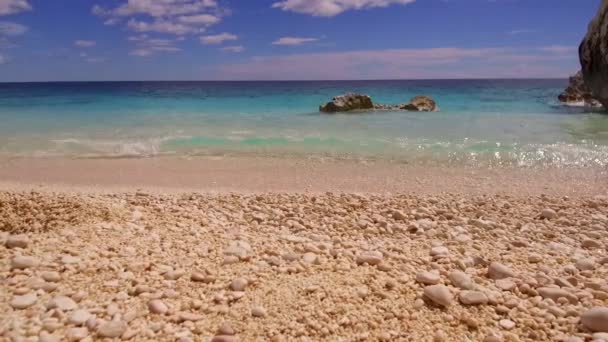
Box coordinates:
[0,80,607,167]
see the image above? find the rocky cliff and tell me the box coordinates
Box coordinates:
[579,0,608,108]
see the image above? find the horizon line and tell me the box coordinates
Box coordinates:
[0,77,568,84]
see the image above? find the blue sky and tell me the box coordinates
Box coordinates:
[0,0,600,81]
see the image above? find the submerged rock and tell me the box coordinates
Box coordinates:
[319,93,374,113]
[320,94,438,113]
[580,0,608,109]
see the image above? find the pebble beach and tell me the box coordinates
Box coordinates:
[2,177,608,341]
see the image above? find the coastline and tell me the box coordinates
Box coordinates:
[0,155,607,196]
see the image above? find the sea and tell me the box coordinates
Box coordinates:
[1,79,607,167]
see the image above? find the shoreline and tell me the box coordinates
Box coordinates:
[0,155,606,196]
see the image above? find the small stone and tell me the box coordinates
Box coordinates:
[11,255,38,269]
[528,254,542,263]
[392,210,407,221]
[178,312,204,322]
[230,278,248,291]
[164,269,185,280]
[41,271,61,282]
[355,251,383,266]
[6,234,29,248]
[66,327,89,341]
[217,322,235,336]
[10,293,37,309]
[581,307,608,332]
[582,239,603,249]
[499,319,515,330]
[593,332,608,341]
[61,255,80,264]
[459,291,488,305]
[302,253,317,264]
[69,309,92,325]
[97,321,127,338]
[191,271,215,283]
[417,271,441,285]
[576,258,596,271]
[423,285,453,307]
[449,271,474,290]
[430,246,449,257]
[251,306,267,317]
[495,279,516,291]
[483,335,502,342]
[488,262,515,280]
[538,287,572,302]
[47,295,78,311]
[148,299,168,315]
[540,208,557,220]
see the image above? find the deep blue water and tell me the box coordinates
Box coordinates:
[0,79,607,166]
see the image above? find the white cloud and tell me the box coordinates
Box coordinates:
[93,0,224,35]
[128,34,182,57]
[0,21,27,36]
[272,0,415,17]
[178,14,220,25]
[221,45,244,53]
[210,46,577,80]
[100,0,217,18]
[508,29,536,35]
[74,40,96,48]
[0,0,31,16]
[127,19,199,35]
[130,49,153,57]
[272,37,318,46]
[200,32,237,45]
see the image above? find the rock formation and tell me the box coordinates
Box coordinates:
[320,94,438,113]
[558,71,602,107]
[319,93,374,113]
[579,0,608,108]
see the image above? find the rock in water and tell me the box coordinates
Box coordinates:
[319,93,374,113]
[401,96,438,112]
[580,0,608,109]
[558,71,602,107]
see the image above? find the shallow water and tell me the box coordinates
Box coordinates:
[0,79,607,167]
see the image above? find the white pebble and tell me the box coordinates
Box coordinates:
[5,234,29,249]
[47,295,78,311]
[459,291,488,305]
[69,309,92,325]
[97,320,127,338]
[355,251,383,266]
[416,271,441,285]
[230,278,248,291]
[10,293,37,309]
[488,262,515,280]
[251,306,267,317]
[148,299,169,315]
[423,285,453,307]
[582,307,608,332]
[11,255,38,270]
[499,319,515,330]
[448,271,474,290]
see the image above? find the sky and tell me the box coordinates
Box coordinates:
[0,0,601,81]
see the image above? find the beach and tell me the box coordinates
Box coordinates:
[2,156,608,341]
[2,79,608,342]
